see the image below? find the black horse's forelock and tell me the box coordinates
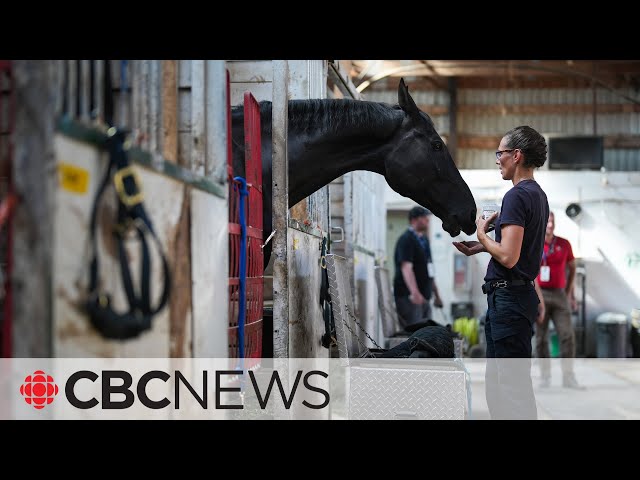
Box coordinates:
[233,99,404,138]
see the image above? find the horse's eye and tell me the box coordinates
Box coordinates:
[431,141,443,151]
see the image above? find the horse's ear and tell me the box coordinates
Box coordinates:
[398,78,420,120]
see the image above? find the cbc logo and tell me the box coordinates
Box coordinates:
[20,370,59,410]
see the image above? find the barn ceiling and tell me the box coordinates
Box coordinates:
[344,60,640,94]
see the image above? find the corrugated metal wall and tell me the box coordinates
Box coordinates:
[362,89,450,134]
[365,86,640,171]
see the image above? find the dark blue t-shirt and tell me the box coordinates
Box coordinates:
[393,229,432,299]
[485,179,549,282]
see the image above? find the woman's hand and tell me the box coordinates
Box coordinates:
[452,240,486,256]
[409,291,427,305]
[537,301,546,325]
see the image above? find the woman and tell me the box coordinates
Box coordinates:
[453,125,549,420]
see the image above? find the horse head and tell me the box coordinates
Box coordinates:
[384,79,477,237]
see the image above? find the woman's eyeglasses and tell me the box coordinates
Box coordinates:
[495,149,515,160]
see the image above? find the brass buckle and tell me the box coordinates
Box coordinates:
[99,294,109,308]
[113,166,144,207]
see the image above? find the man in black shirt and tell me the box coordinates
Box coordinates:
[393,206,443,329]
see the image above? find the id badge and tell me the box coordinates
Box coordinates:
[540,265,551,282]
[427,262,435,278]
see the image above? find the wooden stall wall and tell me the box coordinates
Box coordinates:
[13,60,228,358]
[228,60,330,358]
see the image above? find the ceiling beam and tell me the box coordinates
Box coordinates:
[375,75,639,90]
[455,133,640,150]
[354,60,640,77]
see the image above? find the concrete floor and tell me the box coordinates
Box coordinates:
[465,358,640,420]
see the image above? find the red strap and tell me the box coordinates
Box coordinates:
[0,193,17,229]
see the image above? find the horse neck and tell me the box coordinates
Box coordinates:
[270,99,404,205]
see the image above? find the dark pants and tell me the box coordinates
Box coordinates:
[395,295,432,330]
[484,285,539,420]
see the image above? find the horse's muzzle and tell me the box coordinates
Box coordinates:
[443,210,477,236]
[459,208,478,235]
[442,220,461,237]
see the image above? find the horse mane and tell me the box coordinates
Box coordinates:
[232,99,404,139]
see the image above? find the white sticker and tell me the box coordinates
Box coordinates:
[427,262,435,278]
[540,265,551,282]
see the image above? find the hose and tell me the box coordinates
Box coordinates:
[234,176,249,359]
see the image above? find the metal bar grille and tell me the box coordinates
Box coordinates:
[227,90,264,358]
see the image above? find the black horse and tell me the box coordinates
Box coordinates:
[232,78,477,266]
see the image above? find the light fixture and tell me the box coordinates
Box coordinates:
[566,203,582,220]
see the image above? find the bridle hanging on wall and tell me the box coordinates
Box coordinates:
[83,60,171,340]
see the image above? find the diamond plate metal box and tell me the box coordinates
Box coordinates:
[348,359,467,420]
[326,254,467,420]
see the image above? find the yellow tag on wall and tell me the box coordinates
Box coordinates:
[58,163,89,194]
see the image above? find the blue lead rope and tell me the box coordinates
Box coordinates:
[234,176,249,359]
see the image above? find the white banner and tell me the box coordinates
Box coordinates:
[2,358,640,420]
